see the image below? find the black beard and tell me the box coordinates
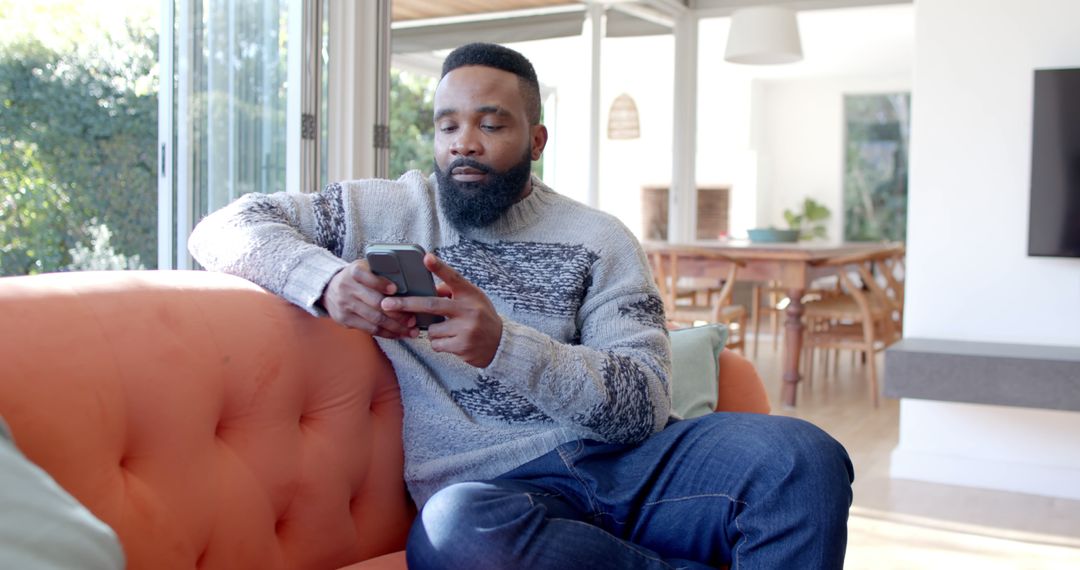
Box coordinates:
[434,152,533,231]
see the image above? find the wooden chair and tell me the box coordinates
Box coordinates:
[750,281,785,358]
[878,249,906,334]
[650,250,748,353]
[800,246,905,407]
[750,276,844,359]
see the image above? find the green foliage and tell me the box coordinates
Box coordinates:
[389,69,436,179]
[0,139,75,274]
[843,93,909,242]
[0,24,158,275]
[66,222,145,271]
[783,197,831,241]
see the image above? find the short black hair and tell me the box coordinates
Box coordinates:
[441,42,542,125]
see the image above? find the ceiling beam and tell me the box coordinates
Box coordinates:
[691,0,911,18]
[390,2,682,53]
[609,3,676,29]
[391,6,586,53]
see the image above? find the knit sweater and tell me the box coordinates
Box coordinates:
[188,171,672,506]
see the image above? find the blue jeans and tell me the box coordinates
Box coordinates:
[407,413,854,569]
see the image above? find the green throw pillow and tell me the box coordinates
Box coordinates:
[669,323,729,419]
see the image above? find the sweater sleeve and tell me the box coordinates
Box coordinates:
[480,249,672,444]
[188,184,351,316]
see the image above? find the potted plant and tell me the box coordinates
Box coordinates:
[783,197,831,240]
[747,198,831,243]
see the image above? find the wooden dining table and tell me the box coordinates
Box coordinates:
[643,239,903,408]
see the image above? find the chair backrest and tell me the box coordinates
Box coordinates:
[649,249,742,322]
[879,248,906,331]
[649,250,677,312]
[832,259,903,346]
[0,271,413,569]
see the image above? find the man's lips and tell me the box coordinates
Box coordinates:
[451,166,488,182]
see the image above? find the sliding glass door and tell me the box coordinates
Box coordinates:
[159,0,325,269]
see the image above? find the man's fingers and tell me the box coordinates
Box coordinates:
[343,299,414,336]
[424,254,470,290]
[336,267,404,314]
[381,294,454,316]
[384,310,417,329]
[435,283,453,298]
[428,335,460,354]
[324,261,420,337]
[349,260,397,295]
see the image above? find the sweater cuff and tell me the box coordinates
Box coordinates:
[481,318,549,385]
[282,250,348,316]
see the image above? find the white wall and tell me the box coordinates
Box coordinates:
[755,74,911,240]
[696,17,759,240]
[893,0,1080,500]
[893,400,1080,500]
[509,35,593,206]
[906,0,1080,347]
[597,35,675,237]
[696,5,914,240]
[511,34,675,238]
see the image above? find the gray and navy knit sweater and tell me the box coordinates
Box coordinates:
[189,171,672,506]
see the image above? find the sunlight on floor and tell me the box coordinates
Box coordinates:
[846,506,1080,569]
[745,333,1080,568]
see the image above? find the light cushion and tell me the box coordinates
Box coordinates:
[0,418,125,570]
[669,324,729,418]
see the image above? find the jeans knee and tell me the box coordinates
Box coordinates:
[407,482,532,570]
[769,417,854,508]
[702,414,853,506]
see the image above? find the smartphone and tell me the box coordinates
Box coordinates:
[364,243,445,329]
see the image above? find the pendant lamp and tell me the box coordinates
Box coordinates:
[724,6,803,65]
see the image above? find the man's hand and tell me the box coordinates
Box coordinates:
[321,260,418,339]
[380,253,503,368]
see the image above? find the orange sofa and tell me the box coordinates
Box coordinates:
[0,270,769,569]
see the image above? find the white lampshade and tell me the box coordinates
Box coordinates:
[724,6,804,65]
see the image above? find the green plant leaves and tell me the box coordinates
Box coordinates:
[783,197,831,240]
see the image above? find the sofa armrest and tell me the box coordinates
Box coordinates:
[715,350,771,414]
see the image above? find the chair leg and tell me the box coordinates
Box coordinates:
[868,349,880,408]
[770,289,781,352]
[738,313,748,354]
[751,285,761,358]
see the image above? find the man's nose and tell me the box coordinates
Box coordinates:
[450,127,482,156]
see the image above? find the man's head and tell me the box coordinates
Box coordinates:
[433,43,548,231]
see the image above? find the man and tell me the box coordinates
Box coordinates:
[189,42,853,569]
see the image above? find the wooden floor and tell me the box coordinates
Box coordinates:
[743,333,1080,563]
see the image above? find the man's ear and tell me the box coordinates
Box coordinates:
[530,125,548,161]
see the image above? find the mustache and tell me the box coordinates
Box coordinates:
[445,158,494,174]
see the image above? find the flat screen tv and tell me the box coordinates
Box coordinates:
[1028,67,1080,258]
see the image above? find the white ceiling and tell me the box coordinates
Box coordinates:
[392,1,914,81]
[700,3,914,80]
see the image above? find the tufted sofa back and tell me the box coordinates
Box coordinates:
[0,271,413,569]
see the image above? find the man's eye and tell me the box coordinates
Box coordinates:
[481,124,503,131]
[439,125,457,133]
